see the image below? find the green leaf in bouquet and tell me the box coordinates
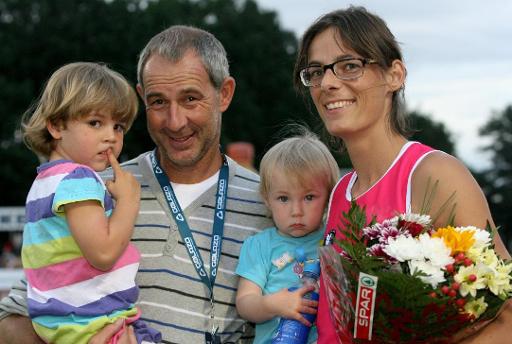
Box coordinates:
[342,201,374,235]
[420,177,456,226]
[477,290,509,320]
[368,271,468,343]
[334,206,366,246]
[323,196,512,343]
[485,221,496,241]
[333,202,391,274]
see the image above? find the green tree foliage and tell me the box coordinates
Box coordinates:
[0,0,461,206]
[0,0,147,205]
[408,110,455,155]
[478,105,512,248]
[0,0,314,205]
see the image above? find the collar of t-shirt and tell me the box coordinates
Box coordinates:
[170,170,220,209]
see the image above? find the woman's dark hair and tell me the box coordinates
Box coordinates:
[294,6,410,138]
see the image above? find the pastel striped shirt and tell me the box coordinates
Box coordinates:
[2,153,273,343]
[22,160,159,344]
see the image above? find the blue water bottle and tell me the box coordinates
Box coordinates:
[271,260,320,344]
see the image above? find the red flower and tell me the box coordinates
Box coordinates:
[399,220,424,236]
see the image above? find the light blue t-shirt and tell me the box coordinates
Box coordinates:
[236,227,323,344]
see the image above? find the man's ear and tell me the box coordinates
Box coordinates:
[385,59,406,92]
[218,76,236,113]
[46,120,63,140]
[136,84,145,103]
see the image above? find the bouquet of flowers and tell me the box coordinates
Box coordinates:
[319,202,512,343]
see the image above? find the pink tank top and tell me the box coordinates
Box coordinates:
[317,141,436,343]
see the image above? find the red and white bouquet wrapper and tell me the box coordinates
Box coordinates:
[319,245,355,344]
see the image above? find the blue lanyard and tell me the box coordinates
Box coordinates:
[150,150,228,297]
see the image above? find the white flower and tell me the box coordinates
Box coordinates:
[383,235,422,262]
[400,213,432,226]
[464,297,488,319]
[454,264,489,297]
[408,260,446,288]
[390,213,431,227]
[466,247,485,262]
[417,233,454,268]
[486,261,512,297]
[456,226,491,250]
[473,248,500,269]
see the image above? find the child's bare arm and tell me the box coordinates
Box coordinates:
[235,277,318,326]
[66,150,140,271]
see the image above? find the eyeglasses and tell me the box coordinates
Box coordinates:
[299,57,378,87]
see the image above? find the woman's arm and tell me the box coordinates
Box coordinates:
[411,151,512,342]
[411,151,510,258]
[235,277,318,326]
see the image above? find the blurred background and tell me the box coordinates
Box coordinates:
[1,0,511,292]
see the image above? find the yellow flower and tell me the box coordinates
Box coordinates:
[464,297,488,319]
[432,226,475,254]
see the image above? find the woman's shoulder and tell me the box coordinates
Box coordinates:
[410,149,491,227]
[413,150,471,182]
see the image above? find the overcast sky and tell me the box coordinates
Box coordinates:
[255,0,512,170]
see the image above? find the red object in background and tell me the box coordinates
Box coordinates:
[226,142,256,171]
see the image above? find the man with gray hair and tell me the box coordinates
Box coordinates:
[0,25,272,343]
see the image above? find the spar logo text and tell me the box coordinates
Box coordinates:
[357,286,374,327]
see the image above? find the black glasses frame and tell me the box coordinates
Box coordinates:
[300,57,377,87]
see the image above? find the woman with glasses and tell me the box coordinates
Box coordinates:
[293,6,511,343]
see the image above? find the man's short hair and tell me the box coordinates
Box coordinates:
[137,25,230,90]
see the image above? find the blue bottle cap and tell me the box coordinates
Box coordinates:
[303,260,320,277]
